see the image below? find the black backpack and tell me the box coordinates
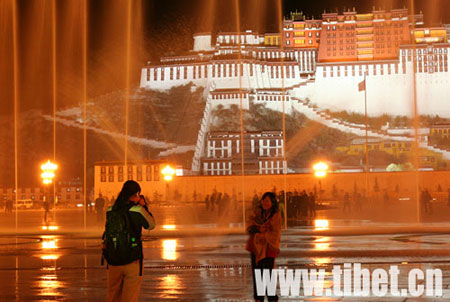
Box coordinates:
[102,206,143,273]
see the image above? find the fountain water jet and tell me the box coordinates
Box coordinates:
[12,0,19,232]
[233,0,246,228]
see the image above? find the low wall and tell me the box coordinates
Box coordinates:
[137,171,450,202]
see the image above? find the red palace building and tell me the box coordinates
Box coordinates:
[282,8,424,62]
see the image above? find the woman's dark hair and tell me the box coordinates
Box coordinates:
[260,191,279,216]
[112,180,141,210]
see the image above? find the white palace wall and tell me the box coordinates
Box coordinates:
[314,45,450,117]
[140,61,310,91]
[140,45,450,117]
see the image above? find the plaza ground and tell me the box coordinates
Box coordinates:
[1,202,450,301]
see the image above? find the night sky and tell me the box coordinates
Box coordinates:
[2,0,449,114]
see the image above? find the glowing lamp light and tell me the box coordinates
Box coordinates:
[162,165,175,182]
[40,255,60,260]
[314,219,330,231]
[162,239,178,261]
[162,225,176,230]
[42,225,59,231]
[313,162,329,178]
[41,161,58,171]
[40,160,58,185]
[42,240,58,249]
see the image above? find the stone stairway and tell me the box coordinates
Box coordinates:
[191,82,216,172]
[290,97,450,160]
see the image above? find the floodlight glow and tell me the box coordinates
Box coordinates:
[314,219,329,231]
[313,161,329,178]
[41,161,58,171]
[40,160,58,185]
[161,165,175,182]
[162,225,176,230]
[40,255,60,260]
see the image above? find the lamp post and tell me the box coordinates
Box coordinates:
[40,160,58,216]
[161,165,175,202]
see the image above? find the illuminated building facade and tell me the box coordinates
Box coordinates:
[282,11,322,49]
[336,137,444,169]
[94,160,170,201]
[430,124,450,139]
[201,131,285,175]
[317,8,418,62]
[139,7,450,171]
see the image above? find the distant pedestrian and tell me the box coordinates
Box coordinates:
[308,192,316,217]
[210,190,217,211]
[103,180,155,302]
[43,199,50,223]
[343,192,351,213]
[246,192,282,302]
[383,191,390,207]
[299,190,308,217]
[222,193,230,212]
[5,199,13,213]
[205,194,210,211]
[447,189,450,207]
[421,189,432,214]
[354,193,363,211]
[95,194,105,224]
[216,192,223,215]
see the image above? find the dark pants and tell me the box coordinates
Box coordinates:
[251,254,278,302]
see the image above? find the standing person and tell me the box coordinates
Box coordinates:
[343,192,351,213]
[5,199,10,213]
[308,192,316,217]
[6,199,13,213]
[216,192,223,215]
[103,180,155,302]
[222,193,230,212]
[95,194,105,224]
[205,194,210,211]
[383,191,390,207]
[447,189,450,207]
[246,192,282,302]
[43,199,50,223]
[210,190,217,211]
[421,189,432,214]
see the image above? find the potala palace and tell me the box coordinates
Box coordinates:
[138,8,450,173]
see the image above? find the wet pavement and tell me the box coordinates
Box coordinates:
[1,205,450,301]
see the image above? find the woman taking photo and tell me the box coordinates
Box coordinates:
[103,180,155,302]
[246,192,282,302]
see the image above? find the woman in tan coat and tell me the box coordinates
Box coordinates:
[246,192,282,302]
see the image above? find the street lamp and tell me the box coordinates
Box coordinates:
[162,165,175,182]
[313,161,328,178]
[161,164,175,203]
[41,160,58,184]
[41,160,58,224]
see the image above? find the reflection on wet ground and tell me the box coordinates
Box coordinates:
[1,209,450,300]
